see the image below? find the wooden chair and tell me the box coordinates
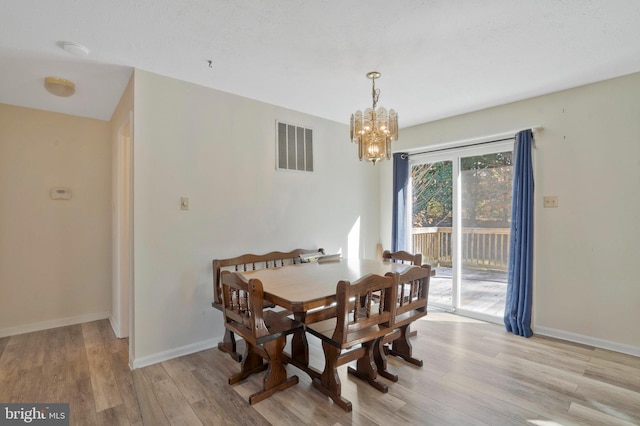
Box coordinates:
[382,249,426,340]
[306,273,398,412]
[382,249,422,265]
[374,265,431,381]
[220,271,303,405]
[213,248,324,361]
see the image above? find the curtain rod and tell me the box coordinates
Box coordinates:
[403,126,542,158]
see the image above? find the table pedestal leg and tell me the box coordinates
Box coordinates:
[374,334,399,382]
[282,312,322,380]
[290,312,309,366]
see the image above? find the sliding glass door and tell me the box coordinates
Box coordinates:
[411,157,453,308]
[410,141,513,321]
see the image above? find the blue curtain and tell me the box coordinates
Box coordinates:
[392,153,409,252]
[504,129,534,337]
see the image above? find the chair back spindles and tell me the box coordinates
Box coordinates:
[392,265,430,318]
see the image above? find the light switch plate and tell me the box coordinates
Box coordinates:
[180,197,189,210]
[543,195,558,208]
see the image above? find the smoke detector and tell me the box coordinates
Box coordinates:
[62,42,90,56]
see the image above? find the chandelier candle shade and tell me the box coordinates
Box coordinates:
[349,71,398,164]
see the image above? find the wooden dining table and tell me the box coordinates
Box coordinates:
[228,258,415,379]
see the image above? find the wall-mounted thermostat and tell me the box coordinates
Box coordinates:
[50,187,72,200]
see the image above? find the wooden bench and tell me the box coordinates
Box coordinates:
[374,264,431,381]
[212,248,324,361]
[306,273,398,412]
[382,249,431,340]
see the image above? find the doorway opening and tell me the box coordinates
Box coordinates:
[114,116,132,341]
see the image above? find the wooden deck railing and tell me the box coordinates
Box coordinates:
[412,227,510,271]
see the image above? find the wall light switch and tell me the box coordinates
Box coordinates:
[543,195,558,208]
[180,197,189,210]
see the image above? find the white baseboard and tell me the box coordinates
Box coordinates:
[131,335,224,369]
[535,326,640,358]
[0,312,110,338]
[109,315,121,338]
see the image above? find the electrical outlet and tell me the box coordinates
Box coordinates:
[543,196,558,208]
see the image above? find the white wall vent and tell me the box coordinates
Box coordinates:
[276,121,313,172]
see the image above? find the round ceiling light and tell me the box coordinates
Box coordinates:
[44,77,76,97]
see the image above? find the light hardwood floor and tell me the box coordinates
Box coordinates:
[1,313,639,425]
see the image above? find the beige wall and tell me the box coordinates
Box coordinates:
[0,104,112,336]
[130,70,381,365]
[380,72,640,354]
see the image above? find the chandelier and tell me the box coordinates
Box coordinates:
[349,71,398,164]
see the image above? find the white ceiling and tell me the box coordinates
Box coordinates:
[2,0,640,127]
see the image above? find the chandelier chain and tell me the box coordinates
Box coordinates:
[371,78,380,110]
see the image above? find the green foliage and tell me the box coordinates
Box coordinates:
[412,161,453,227]
[412,151,513,228]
